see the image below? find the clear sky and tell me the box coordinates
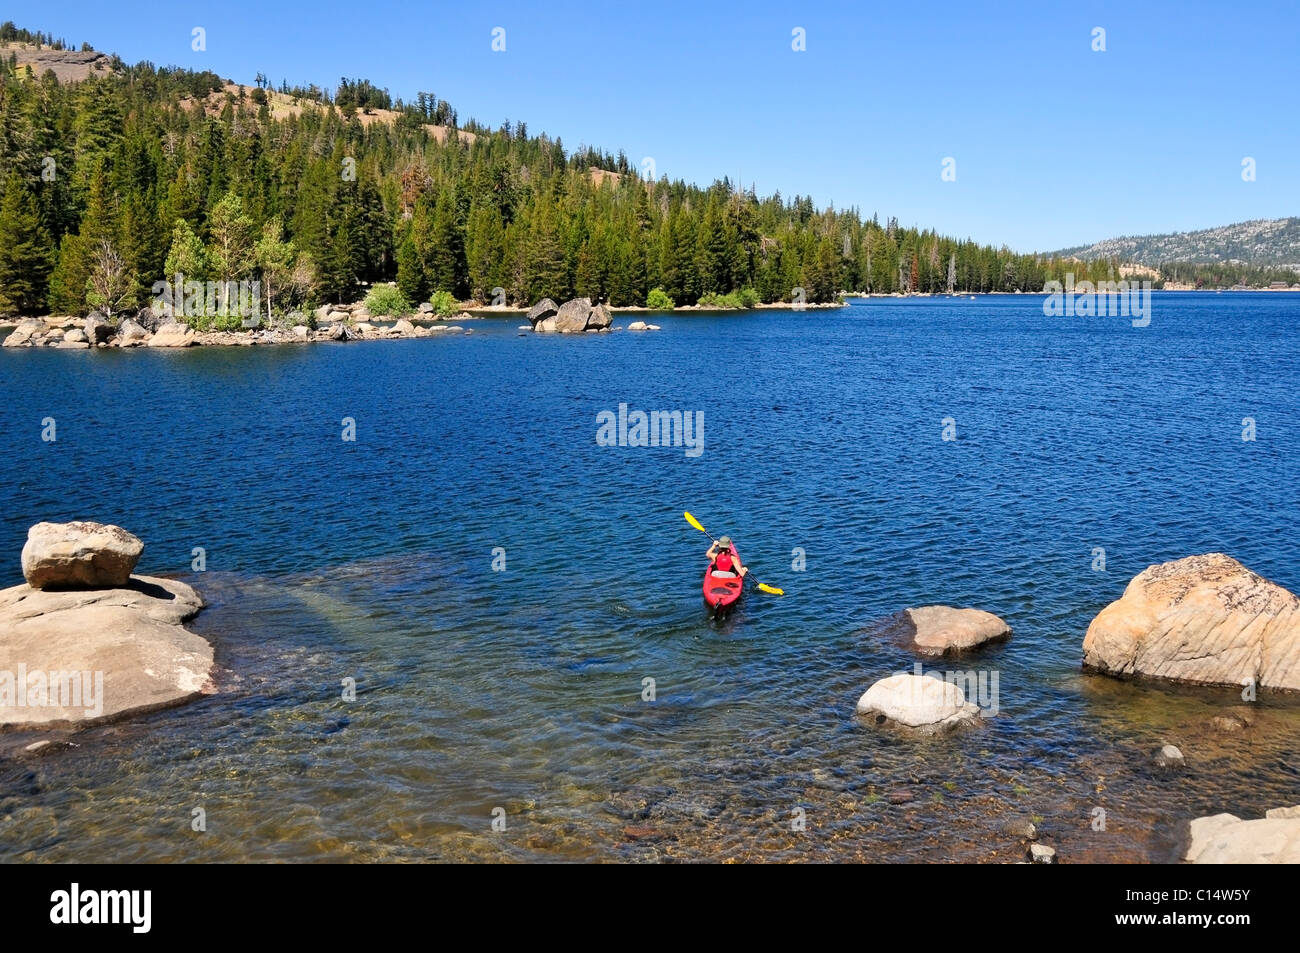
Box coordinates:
[9,0,1298,251]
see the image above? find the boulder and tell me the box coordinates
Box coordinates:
[554,297,594,332]
[418,301,434,314]
[314,304,333,326]
[646,324,662,331]
[1154,744,1185,771]
[292,325,310,341]
[0,574,213,728]
[901,606,1011,656]
[627,321,648,331]
[2,318,43,347]
[20,521,144,590]
[327,323,352,341]
[587,303,613,330]
[527,298,559,329]
[147,321,196,348]
[116,318,150,346]
[63,328,88,344]
[1184,811,1300,863]
[392,318,415,335]
[1082,553,1300,690]
[53,341,90,349]
[84,313,113,344]
[134,306,162,332]
[1027,844,1057,864]
[855,673,979,732]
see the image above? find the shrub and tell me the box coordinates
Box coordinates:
[428,289,458,317]
[364,284,413,317]
[645,287,675,310]
[697,287,761,309]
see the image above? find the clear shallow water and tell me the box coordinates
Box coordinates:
[1,293,1298,862]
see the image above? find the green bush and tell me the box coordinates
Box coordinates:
[364,284,413,317]
[428,289,458,317]
[697,287,761,309]
[645,287,675,310]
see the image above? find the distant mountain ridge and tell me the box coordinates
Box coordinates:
[1052,218,1300,268]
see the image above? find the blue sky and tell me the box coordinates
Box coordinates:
[9,0,1299,251]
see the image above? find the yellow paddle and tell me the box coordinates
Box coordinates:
[684,511,784,595]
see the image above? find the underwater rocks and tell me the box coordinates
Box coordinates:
[901,605,1011,657]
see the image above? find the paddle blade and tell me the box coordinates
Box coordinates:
[683,511,707,534]
[757,583,784,595]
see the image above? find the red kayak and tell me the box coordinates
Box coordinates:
[703,546,745,616]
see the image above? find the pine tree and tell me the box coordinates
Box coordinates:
[0,175,53,314]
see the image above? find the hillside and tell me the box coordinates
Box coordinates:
[1,42,114,82]
[0,22,1183,318]
[1053,218,1300,268]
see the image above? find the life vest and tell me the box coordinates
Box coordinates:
[714,549,734,572]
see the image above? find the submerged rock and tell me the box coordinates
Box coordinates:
[21,521,143,590]
[855,673,979,732]
[1184,810,1300,863]
[1082,553,1300,691]
[901,605,1011,656]
[1154,744,1185,771]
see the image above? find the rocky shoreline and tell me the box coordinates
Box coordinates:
[0,295,850,349]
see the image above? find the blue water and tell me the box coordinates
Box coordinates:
[1,293,1298,862]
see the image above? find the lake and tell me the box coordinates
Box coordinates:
[1,292,1298,862]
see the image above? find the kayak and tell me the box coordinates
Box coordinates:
[703,546,744,616]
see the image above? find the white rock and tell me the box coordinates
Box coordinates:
[855,673,979,731]
[1185,812,1300,863]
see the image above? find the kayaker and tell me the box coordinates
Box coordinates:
[707,536,748,578]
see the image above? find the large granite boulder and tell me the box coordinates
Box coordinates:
[527,298,559,331]
[587,303,613,330]
[0,575,212,727]
[1083,553,1300,691]
[855,672,979,732]
[901,605,1011,656]
[554,297,594,333]
[1184,809,1300,863]
[116,318,150,346]
[21,522,144,590]
[147,322,196,348]
[84,313,114,344]
[2,318,43,347]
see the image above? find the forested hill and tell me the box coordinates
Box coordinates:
[1053,218,1300,269]
[2,21,1097,318]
